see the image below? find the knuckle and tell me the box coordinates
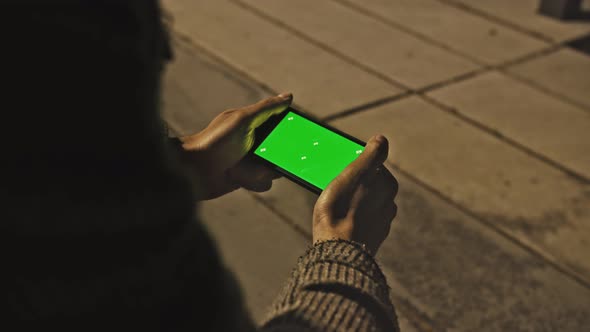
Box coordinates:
[262,97,277,107]
[254,180,272,192]
[313,207,332,226]
[329,173,352,192]
[389,170,398,184]
[390,202,398,219]
[383,170,399,195]
[220,108,238,117]
[230,110,250,125]
[392,179,399,197]
[357,182,370,196]
[383,223,392,239]
[385,180,397,198]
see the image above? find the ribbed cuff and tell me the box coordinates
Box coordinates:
[264,240,399,332]
[300,240,388,282]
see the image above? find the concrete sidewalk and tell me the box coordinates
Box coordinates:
[162,1,590,330]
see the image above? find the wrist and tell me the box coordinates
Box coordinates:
[312,238,372,255]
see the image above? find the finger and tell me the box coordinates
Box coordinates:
[179,93,292,147]
[352,172,392,214]
[228,168,273,192]
[386,168,399,198]
[241,154,282,179]
[371,166,398,199]
[241,179,273,193]
[228,159,278,191]
[243,93,293,129]
[383,203,394,235]
[354,135,389,178]
[322,135,388,203]
[377,201,396,242]
[390,201,398,220]
[364,163,384,186]
[375,200,396,235]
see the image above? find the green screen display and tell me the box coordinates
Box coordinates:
[254,111,364,190]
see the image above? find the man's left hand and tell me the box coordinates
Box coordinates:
[176,93,293,200]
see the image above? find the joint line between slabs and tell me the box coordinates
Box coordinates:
[389,162,590,291]
[332,0,588,113]
[435,0,557,43]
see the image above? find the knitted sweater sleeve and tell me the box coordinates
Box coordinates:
[260,240,400,332]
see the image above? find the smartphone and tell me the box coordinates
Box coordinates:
[251,107,366,194]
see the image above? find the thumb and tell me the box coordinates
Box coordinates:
[244,93,293,130]
[321,135,389,203]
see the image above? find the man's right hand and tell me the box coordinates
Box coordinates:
[312,135,398,255]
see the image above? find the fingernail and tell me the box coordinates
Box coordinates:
[374,134,386,144]
[278,92,292,99]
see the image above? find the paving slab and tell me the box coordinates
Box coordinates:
[449,0,590,42]
[380,173,590,331]
[254,178,317,232]
[162,37,269,136]
[428,71,590,179]
[330,96,590,284]
[239,0,479,89]
[165,0,403,117]
[343,0,548,64]
[507,48,590,110]
[256,165,590,331]
[198,190,310,323]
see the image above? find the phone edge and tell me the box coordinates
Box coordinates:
[250,106,367,195]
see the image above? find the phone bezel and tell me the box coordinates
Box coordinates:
[250,107,366,195]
